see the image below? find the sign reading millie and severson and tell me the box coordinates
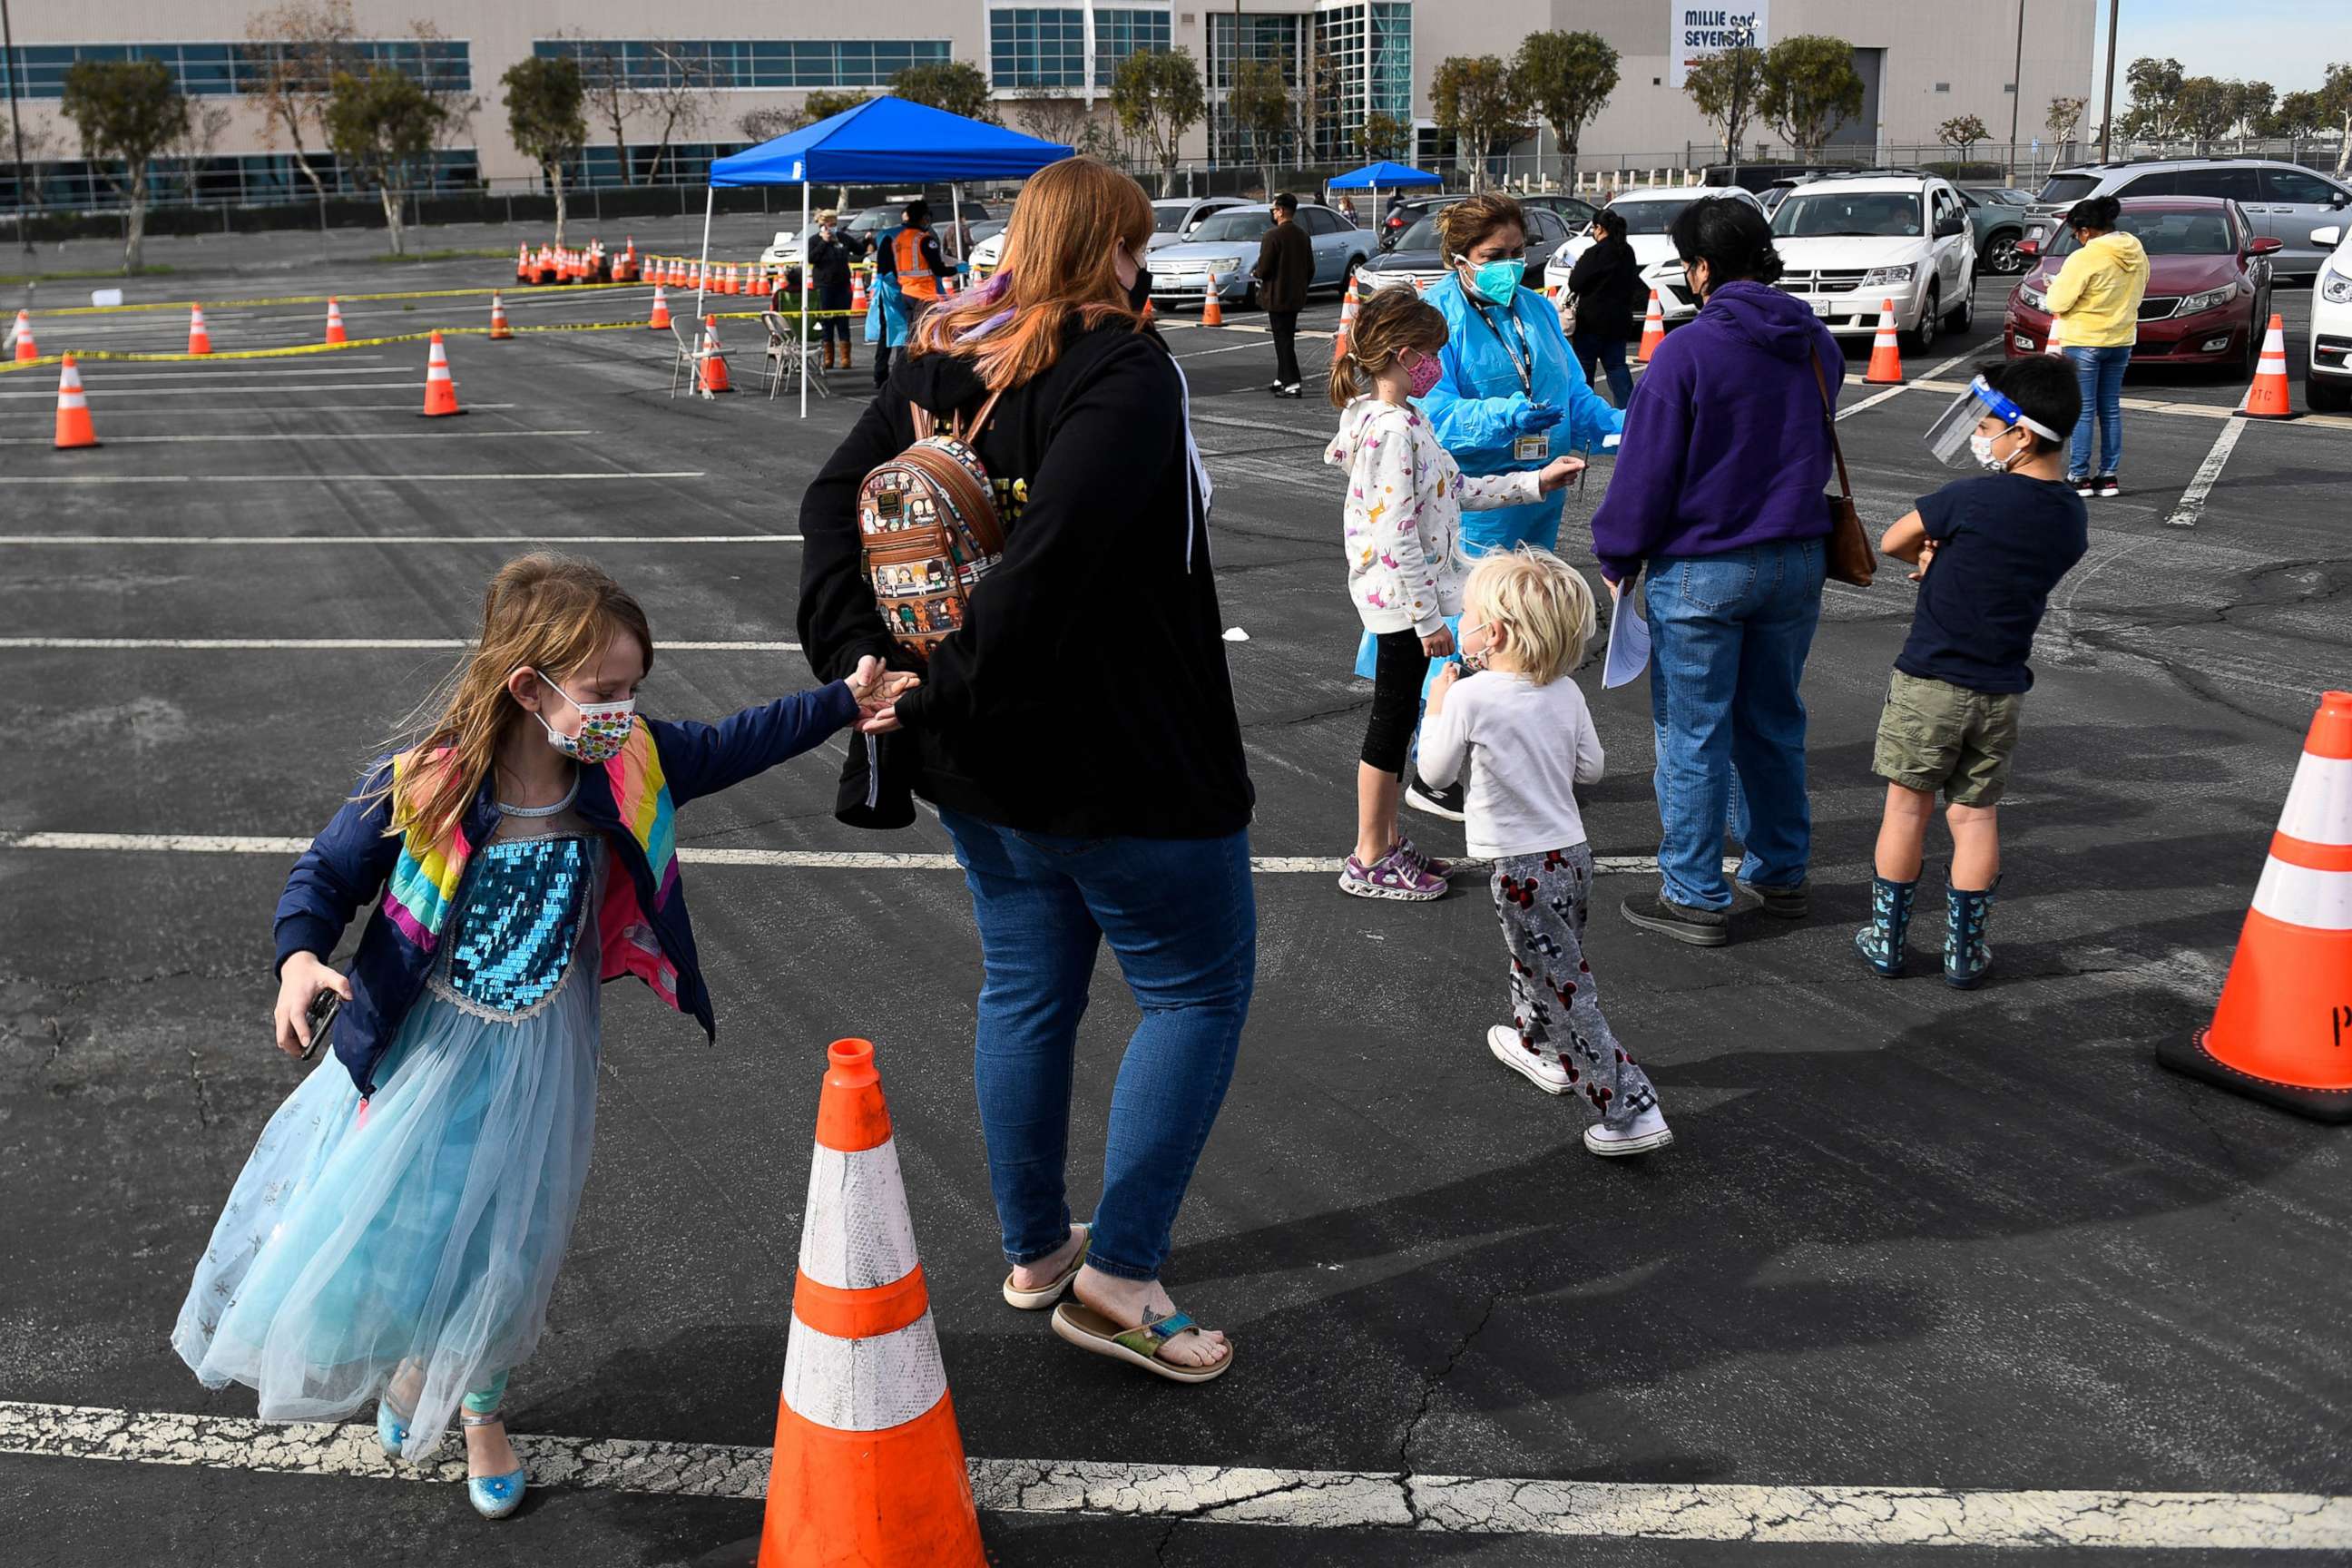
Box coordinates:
[1669,4,1770,89]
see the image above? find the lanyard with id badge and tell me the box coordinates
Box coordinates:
[1469,297,1552,464]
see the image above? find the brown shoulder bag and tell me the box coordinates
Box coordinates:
[1810,358,1876,589]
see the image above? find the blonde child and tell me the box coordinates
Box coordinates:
[1324,287,1583,900]
[172,554,909,1518]
[1420,550,1671,1155]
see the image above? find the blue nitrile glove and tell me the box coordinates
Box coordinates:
[1510,401,1565,435]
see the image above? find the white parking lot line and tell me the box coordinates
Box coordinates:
[0,381,473,399]
[0,1400,2342,1549]
[0,534,801,545]
[1837,352,1973,422]
[0,638,790,652]
[0,832,1698,878]
[8,471,706,485]
[2167,415,2249,527]
[0,429,591,446]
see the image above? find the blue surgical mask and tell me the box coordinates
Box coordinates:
[1467,259,1524,306]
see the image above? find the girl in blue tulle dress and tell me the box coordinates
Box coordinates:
[172,554,909,1519]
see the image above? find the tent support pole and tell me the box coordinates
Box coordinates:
[951,182,964,268]
[799,181,810,420]
[695,186,714,326]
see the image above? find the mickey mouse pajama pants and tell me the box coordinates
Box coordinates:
[1492,844,1662,1129]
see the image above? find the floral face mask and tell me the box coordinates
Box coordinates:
[534,671,634,764]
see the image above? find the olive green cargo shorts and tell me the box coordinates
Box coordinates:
[1871,669,2024,807]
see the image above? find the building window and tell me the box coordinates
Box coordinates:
[532,39,950,92]
[1934,82,1951,93]
[989,10,1088,90]
[1093,9,1172,88]
[563,142,755,187]
[1309,2,1412,161]
[4,39,471,99]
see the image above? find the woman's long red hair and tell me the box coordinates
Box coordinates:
[909,156,1154,391]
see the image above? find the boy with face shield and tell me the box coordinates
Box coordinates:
[1858,358,2087,987]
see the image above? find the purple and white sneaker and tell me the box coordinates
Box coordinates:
[1395,836,1455,879]
[1338,847,1448,901]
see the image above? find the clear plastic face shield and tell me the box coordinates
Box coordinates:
[1924,376,2063,470]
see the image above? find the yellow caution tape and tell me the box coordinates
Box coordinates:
[0,309,869,373]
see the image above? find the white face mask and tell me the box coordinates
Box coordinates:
[534,671,635,765]
[1969,429,2016,473]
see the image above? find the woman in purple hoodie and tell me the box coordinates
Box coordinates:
[1590,199,1842,947]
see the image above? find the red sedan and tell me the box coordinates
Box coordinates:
[2004,196,2280,377]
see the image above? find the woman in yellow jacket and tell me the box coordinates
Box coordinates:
[2045,195,2148,497]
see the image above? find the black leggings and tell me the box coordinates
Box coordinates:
[1361,629,1430,776]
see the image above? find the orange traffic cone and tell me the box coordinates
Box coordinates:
[699,317,733,394]
[10,309,36,363]
[1200,272,1225,328]
[420,330,463,417]
[323,298,348,345]
[1330,277,1358,363]
[2160,691,2352,1120]
[186,303,213,357]
[488,291,514,340]
[1863,299,1904,384]
[1634,289,1666,362]
[850,268,868,315]
[53,354,97,449]
[2043,311,2066,358]
[516,241,531,281]
[647,284,672,331]
[2244,313,2293,418]
[754,1039,986,1568]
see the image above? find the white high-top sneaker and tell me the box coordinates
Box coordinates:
[1583,1105,1674,1157]
[1486,1024,1573,1094]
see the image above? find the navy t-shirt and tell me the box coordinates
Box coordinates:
[1896,474,2089,694]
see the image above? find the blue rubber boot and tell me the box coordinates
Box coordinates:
[1944,877,2001,989]
[1853,875,1917,977]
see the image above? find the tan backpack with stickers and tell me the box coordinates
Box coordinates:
[857,391,1007,659]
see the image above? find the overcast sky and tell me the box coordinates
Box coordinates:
[2091,0,2351,113]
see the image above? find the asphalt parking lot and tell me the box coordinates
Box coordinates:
[3,226,2348,1565]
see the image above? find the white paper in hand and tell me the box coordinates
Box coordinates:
[1602,579,1650,689]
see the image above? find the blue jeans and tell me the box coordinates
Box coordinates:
[1573,332,1633,407]
[2064,344,2130,478]
[1642,539,1826,910]
[939,809,1256,1283]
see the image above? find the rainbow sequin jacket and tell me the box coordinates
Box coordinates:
[274,684,858,1095]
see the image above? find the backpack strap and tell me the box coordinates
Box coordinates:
[909,388,1004,446]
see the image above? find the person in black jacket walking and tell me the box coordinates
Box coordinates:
[799,156,1252,1385]
[801,209,864,371]
[1252,192,1314,397]
[1566,207,1642,407]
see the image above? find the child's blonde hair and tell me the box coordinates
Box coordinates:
[1328,286,1448,408]
[1464,548,1595,686]
[367,554,654,845]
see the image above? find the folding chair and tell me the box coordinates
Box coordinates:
[761,309,830,403]
[669,318,715,400]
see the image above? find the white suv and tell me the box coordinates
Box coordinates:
[1769,172,1978,351]
[1542,184,1764,328]
[2309,222,2352,414]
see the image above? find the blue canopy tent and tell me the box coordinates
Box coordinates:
[701,98,1073,414]
[1326,160,1444,237]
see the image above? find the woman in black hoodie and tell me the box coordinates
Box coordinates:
[799,157,1251,1383]
[1566,207,1642,407]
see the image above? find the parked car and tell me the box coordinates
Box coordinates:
[1769,171,1979,350]
[1376,194,1460,251]
[2004,197,2278,377]
[1541,184,1766,326]
[2309,222,2352,413]
[2029,159,2351,277]
[1519,192,1601,233]
[1148,202,1370,308]
[1357,203,1581,297]
[1959,185,2036,274]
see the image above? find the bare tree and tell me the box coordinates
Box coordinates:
[165,101,236,203]
[1013,92,1092,148]
[406,18,479,162]
[242,0,358,205]
[565,32,636,182]
[634,42,715,185]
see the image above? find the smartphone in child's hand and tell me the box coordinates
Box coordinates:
[300,988,340,1061]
